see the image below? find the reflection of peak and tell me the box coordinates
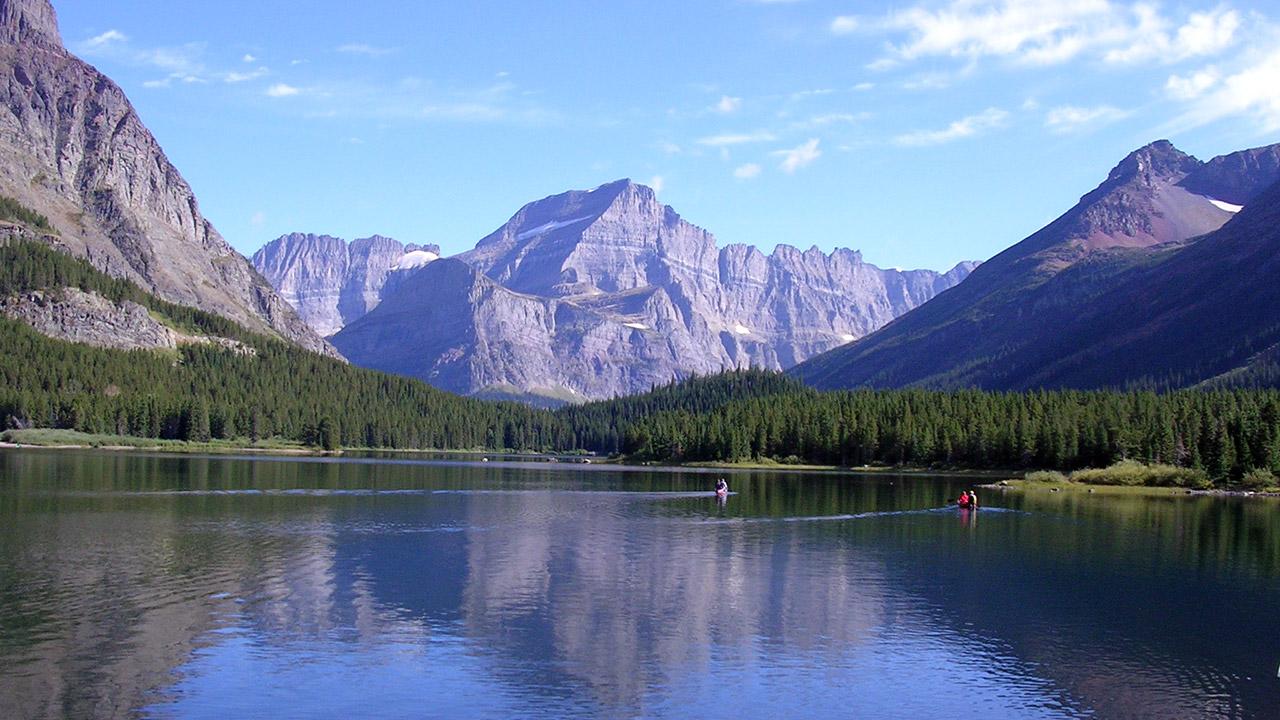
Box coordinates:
[0,0,61,48]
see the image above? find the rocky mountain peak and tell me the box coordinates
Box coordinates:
[0,0,60,48]
[1104,140,1201,187]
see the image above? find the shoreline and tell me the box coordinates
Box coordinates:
[982,478,1280,499]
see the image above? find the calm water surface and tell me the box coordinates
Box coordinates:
[1,449,1278,719]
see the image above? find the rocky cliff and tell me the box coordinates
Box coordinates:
[322,180,975,402]
[251,233,439,336]
[0,0,335,356]
[1,286,255,354]
[792,140,1280,390]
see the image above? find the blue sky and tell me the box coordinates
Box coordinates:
[56,0,1280,271]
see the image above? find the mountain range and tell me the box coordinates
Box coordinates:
[255,180,976,403]
[0,0,333,356]
[792,140,1280,391]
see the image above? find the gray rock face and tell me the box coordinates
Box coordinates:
[2,287,178,350]
[324,180,976,401]
[2,285,258,354]
[251,234,439,337]
[0,0,336,356]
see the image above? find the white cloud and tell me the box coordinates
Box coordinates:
[894,107,1008,146]
[697,131,777,146]
[337,43,396,57]
[734,163,762,179]
[224,67,268,83]
[1165,67,1221,100]
[242,53,256,63]
[790,112,870,130]
[250,211,265,227]
[84,29,127,48]
[649,175,665,194]
[716,95,742,113]
[1104,7,1239,64]
[265,83,301,97]
[1044,104,1131,133]
[773,138,821,173]
[831,16,859,34]
[1165,47,1280,133]
[657,141,682,155]
[853,82,875,91]
[859,1,1241,68]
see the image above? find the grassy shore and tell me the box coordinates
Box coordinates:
[986,460,1280,496]
[0,428,331,455]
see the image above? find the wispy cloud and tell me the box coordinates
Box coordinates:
[894,107,1008,146]
[337,43,396,57]
[242,53,257,63]
[265,83,301,98]
[83,29,127,48]
[773,138,821,173]
[1044,105,1131,133]
[696,131,777,146]
[75,31,214,87]
[1164,46,1280,133]
[734,163,762,179]
[831,16,858,35]
[716,95,742,113]
[224,67,269,83]
[649,175,666,194]
[789,112,870,130]
[845,1,1241,68]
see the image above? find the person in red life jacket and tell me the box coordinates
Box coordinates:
[957,492,971,509]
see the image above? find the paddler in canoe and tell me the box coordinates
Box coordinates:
[715,478,729,498]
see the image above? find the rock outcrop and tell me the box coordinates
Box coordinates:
[0,0,336,356]
[792,140,1280,391]
[322,180,976,401]
[2,286,254,354]
[251,233,439,337]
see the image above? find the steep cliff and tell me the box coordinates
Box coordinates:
[251,233,438,336]
[325,180,974,401]
[0,0,335,355]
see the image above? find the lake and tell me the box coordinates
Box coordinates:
[1,449,1278,719]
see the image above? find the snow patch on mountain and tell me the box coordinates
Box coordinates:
[516,216,593,241]
[396,250,439,269]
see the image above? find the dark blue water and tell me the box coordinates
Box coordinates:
[1,449,1277,719]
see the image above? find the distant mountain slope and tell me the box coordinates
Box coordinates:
[251,233,439,336]
[322,179,975,401]
[0,0,334,356]
[792,140,1280,391]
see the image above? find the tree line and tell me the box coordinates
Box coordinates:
[2,235,1278,485]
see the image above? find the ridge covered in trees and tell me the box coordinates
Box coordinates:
[2,236,1278,486]
[0,239,567,450]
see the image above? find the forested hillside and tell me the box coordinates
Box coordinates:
[564,377,1280,484]
[0,239,566,450]
[4,237,1278,484]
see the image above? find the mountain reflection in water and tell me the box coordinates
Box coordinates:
[1,450,1277,719]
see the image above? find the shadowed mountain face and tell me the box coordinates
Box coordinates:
[792,140,1280,391]
[317,179,975,402]
[0,0,335,356]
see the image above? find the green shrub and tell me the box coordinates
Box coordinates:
[1241,468,1277,491]
[1069,460,1210,489]
[1024,470,1068,483]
